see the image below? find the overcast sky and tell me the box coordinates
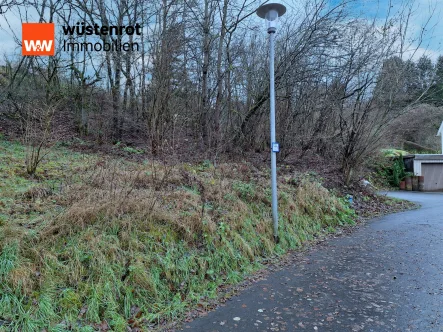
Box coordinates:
[0,0,441,63]
[325,0,442,60]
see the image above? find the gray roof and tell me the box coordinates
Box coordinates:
[414,154,443,160]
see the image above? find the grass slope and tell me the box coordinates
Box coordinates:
[0,138,355,331]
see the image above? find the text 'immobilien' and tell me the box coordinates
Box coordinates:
[62,22,141,52]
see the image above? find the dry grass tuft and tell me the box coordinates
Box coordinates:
[44,160,216,241]
[21,185,53,200]
[8,261,37,295]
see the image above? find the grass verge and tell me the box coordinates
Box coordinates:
[0,138,357,331]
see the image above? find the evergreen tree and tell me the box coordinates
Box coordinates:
[435,56,443,80]
[404,59,420,96]
[434,56,443,105]
[374,56,409,107]
[416,55,434,90]
[425,55,443,106]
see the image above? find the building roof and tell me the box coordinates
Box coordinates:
[414,154,443,160]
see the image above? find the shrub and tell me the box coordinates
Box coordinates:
[377,156,407,187]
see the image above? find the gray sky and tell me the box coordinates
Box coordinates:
[0,0,441,63]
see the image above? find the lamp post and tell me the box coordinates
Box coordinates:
[256,3,286,243]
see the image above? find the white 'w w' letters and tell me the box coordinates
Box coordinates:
[23,40,53,52]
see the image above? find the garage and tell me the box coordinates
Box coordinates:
[413,155,443,191]
[422,163,443,191]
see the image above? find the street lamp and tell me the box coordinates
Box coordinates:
[256,3,286,243]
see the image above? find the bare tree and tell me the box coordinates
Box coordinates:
[0,0,439,176]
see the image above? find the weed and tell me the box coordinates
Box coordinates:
[122,146,144,154]
[197,160,213,171]
[232,181,255,201]
[0,242,18,281]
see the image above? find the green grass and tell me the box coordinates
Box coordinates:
[380,148,410,157]
[0,137,356,330]
[0,139,94,228]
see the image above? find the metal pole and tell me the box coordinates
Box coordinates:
[269,30,279,243]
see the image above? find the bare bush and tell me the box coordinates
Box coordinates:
[21,103,57,176]
[389,104,443,151]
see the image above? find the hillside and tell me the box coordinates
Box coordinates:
[0,137,415,330]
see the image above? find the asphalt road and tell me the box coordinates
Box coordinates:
[182,192,443,332]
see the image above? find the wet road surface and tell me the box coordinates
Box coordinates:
[183,192,443,331]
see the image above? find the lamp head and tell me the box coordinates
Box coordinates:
[256,3,286,33]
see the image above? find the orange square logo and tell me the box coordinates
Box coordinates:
[22,23,55,56]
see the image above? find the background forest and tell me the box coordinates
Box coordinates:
[0,0,443,182]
